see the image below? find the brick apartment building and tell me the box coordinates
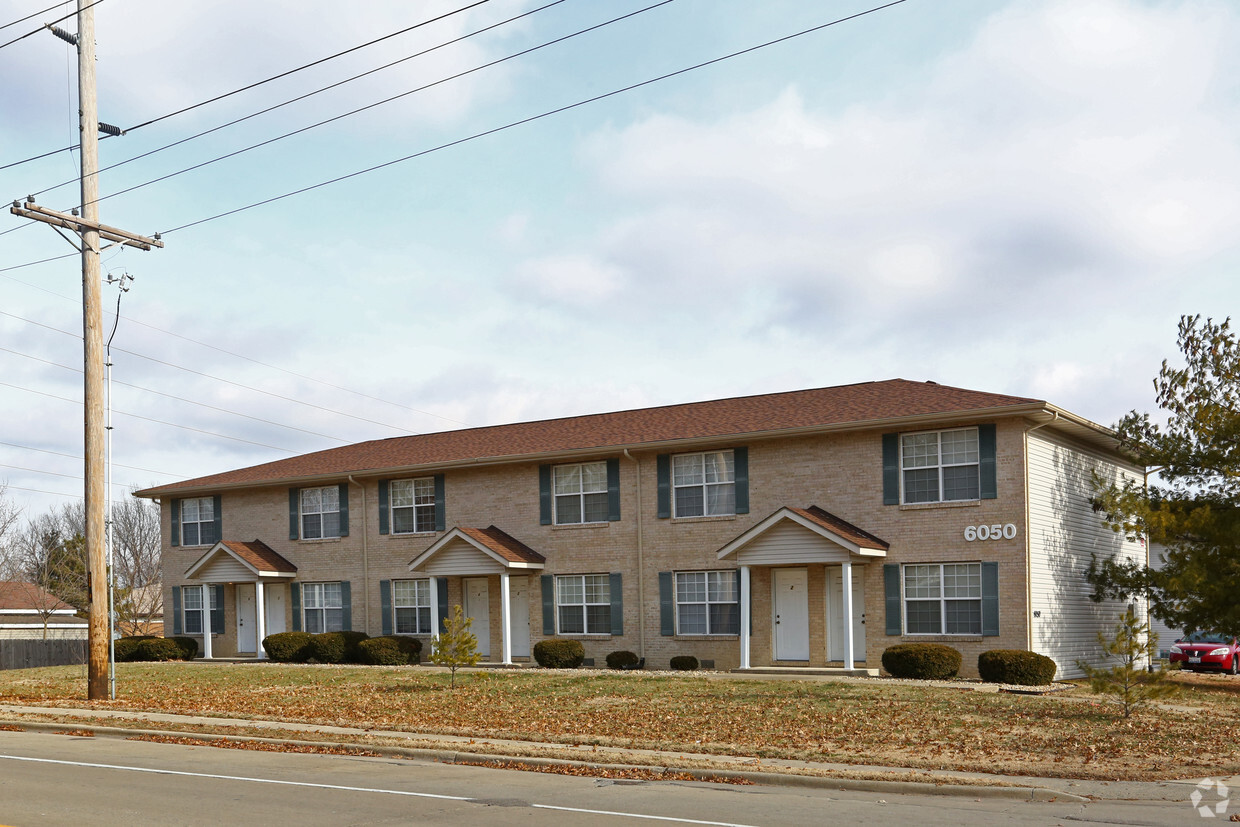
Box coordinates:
[135,379,1145,678]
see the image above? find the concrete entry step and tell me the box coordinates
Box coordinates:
[733,666,880,677]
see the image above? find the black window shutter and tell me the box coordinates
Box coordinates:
[609,572,623,636]
[380,580,392,636]
[434,474,446,531]
[541,574,555,635]
[338,483,350,537]
[606,458,621,522]
[171,586,182,635]
[170,499,181,547]
[538,465,552,525]
[882,434,900,505]
[340,580,352,632]
[290,583,301,631]
[288,489,300,540]
[733,569,744,635]
[733,447,749,514]
[656,454,671,518]
[378,480,390,535]
[658,571,674,635]
[884,564,902,636]
[436,578,449,634]
[978,424,997,500]
[210,585,225,634]
[981,562,999,636]
[212,495,222,544]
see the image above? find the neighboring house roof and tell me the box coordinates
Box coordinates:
[0,581,75,613]
[135,378,1111,497]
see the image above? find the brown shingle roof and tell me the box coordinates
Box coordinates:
[457,526,546,565]
[220,540,297,574]
[0,581,74,611]
[787,506,890,551]
[137,379,1045,496]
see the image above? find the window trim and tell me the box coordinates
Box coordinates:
[552,461,609,526]
[302,581,344,633]
[674,570,739,636]
[392,578,432,635]
[181,584,218,636]
[899,427,980,505]
[671,450,736,518]
[902,562,983,636]
[555,573,612,636]
[300,486,341,540]
[389,477,436,535]
[179,496,216,547]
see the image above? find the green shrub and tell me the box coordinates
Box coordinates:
[881,643,961,680]
[339,630,370,663]
[309,632,348,664]
[113,635,156,662]
[358,636,422,665]
[606,650,640,670]
[264,631,313,662]
[978,649,1057,686]
[168,636,198,660]
[132,638,184,662]
[533,638,585,668]
[669,655,699,671]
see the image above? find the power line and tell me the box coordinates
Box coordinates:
[3,482,92,499]
[0,0,106,52]
[162,0,910,236]
[0,251,77,273]
[0,461,145,492]
[0,438,177,478]
[0,2,66,32]
[28,0,569,202]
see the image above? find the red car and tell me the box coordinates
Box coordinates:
[1170,632,1240,674]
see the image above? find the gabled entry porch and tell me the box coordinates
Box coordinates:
[717,506,888,672]
[407,526,544,665]
[181,540,297,659]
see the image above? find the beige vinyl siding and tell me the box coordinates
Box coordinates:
[1027,430,1146,679]
[732,520,853,566]
[193,557,252,582]
[1146,542,1181,658]
[420,542,506,576]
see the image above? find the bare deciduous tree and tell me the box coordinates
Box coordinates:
[111,493,162,636]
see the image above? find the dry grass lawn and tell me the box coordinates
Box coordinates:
[0,663,1236,781]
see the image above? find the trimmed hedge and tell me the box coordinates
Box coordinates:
[881,643,962,680]
[606,650,640,670]
[264,631,313,663]
[168,636,198,660]
[533,638,585,668]
[669,655,699,671]
[309,632,349,664]
[132,638,185,662]
[340,630,370,662]
[978,649,1057,686]
[359,636,422,666]
[113,635,157,662]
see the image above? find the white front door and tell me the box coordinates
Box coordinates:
[265,583,287,636]
[464,577,490,656]
[773,568,809,661]
[509,576,530,658]
[827,567,866,662]
[237,584,257,653]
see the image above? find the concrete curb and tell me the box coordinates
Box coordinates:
[0,718,1090,803]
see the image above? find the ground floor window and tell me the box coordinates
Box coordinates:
[904,563,981,634]
[556,574,610,635]
[393,579,431,635]
[182,585,217,635]
[303,581,344,633]
[675,571,739,635]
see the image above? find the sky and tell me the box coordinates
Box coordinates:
[0,0,1236,520]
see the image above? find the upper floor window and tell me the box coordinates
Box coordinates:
[391,478,435,534]
[904,563,981,635]
[901,428,979,504]
[393,579,432,635]
[303,581,343,633]
[554,462,608,525]
[673,450,735,517]
[180,497,216,546]
[301,486,341,539]
[556,574,611,635]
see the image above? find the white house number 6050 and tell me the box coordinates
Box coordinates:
[964,523,1017,541]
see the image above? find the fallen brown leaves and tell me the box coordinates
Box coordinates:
[126,734,382,757]
[457,758,752,785]
[51,729,94,737]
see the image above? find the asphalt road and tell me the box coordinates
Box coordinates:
[0,730,1208,825]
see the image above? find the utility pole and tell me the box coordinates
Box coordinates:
[10,0,162,700]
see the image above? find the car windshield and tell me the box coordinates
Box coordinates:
[1183,632,1230,644]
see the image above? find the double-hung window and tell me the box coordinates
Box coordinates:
[672,450,735,517]
[556,574,610,635]
[303,582,343,633]
[301,486,341,539]
[904,563,982,634]
[675,571,739,635]
[181,585,217,635]
[393,579,432,635]
[180,497,216,546]
[901,428,979,504]
[391,478,435,534]
[553,462,608,524]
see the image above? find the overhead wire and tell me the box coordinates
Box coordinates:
[0,0,105,51]
[0,1,69,32]
[0,461,146,492]
[0,438,177,478]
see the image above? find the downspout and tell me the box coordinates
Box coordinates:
[347,475,369,632]
[623,449,645,659]
[1022,412,1059,651]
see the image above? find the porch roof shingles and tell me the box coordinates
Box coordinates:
[456,526,546,566]
[786,506,891,552]
[136,379,1043,495]
[219,540,298,574]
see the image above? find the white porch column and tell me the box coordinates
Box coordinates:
[500,572,513,666]
[841,561,854,671]
[428,576,439,643]
[739,565,751,670]
[255,580,267,660]
[200,585,213,660]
